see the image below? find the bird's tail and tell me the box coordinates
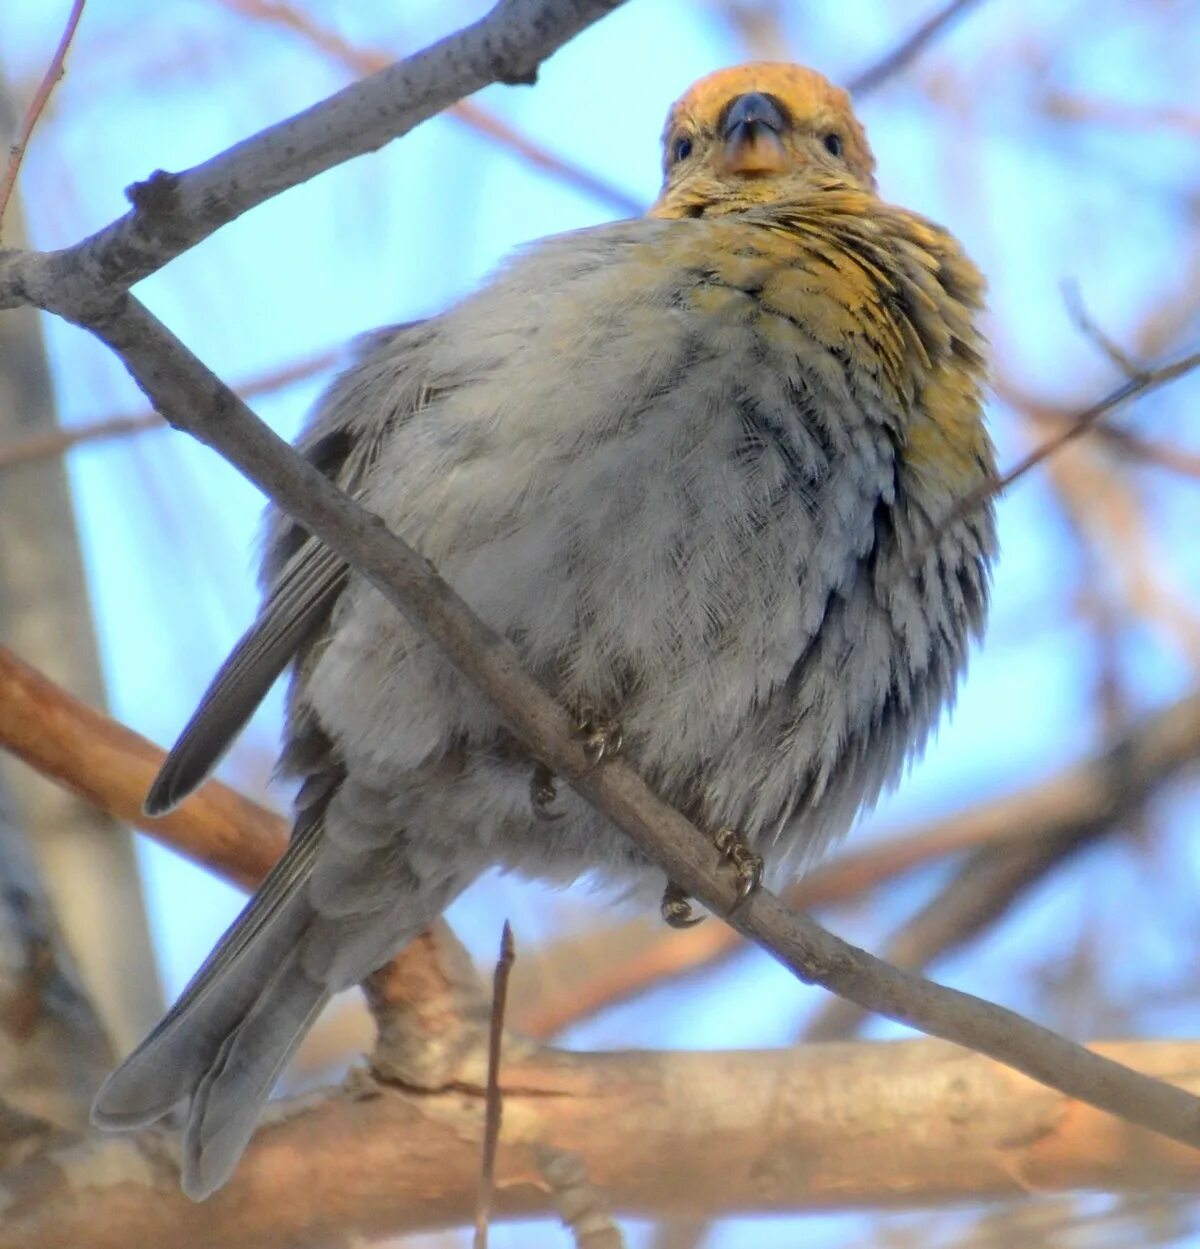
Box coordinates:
[92,783,333,1201]
[94,766,471,1199]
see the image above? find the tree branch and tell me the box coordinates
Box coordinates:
[4,1039,1200,1246]
[0,644,284,890]
[215,0,643,216]
[0,0,627,310]
[846,0,987,96]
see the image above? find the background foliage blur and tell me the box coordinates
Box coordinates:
[3,1,1200,1245]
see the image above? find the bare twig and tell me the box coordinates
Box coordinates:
[0,346,339,470]
[0,0,86,231]
[847,0,986,96]
[0,0,629,310]
[995,374,1200,482]
[1062,280,1147,380]
[935,346,1200,541]
[217,0,643,216]
[474,922,516,1249]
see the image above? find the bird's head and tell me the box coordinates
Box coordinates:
[650,63,876,219]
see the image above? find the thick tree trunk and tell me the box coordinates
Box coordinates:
[0,91,160,1053]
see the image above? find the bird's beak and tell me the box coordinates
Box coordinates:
[719,92,790,176]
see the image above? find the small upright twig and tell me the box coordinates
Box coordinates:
[0,0,86,231]
[474,921,516,1249]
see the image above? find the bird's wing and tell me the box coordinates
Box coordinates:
[144,322,433,815]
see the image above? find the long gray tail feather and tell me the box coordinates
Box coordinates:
[93,764,471,1199]
[181,949,329,1199]
[92,777,335,1198]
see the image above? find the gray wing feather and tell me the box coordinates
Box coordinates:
[144,319,434,816]
[143,546,346,814]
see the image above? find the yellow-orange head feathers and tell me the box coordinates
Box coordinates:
[651,63,876,219]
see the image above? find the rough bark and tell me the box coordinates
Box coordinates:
[2,1039,1199,1248]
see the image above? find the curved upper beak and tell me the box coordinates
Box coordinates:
[720,92,790,176]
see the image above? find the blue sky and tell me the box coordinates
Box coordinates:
[4,1,1200,1244]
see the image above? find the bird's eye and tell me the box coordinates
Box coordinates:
[672,135,693,164]
[823,132,844,158]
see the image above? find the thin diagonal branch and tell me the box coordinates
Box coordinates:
[0,346,339,470]
[517,685,1200,1038]
[0,0,627,311]
[217,0,643,216]
[846,0,986,96]
[0,0,86,231]
[930,346,1200,550]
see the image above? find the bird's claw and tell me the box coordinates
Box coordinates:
[661,881,704,928]
[658,828,763,928]
[577,707,623,767]
[529,762,563,822]
[713,827,763,910]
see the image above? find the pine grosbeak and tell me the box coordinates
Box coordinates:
[94,63,996,1198]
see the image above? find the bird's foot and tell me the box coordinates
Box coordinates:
[713,826,764,911]
[528,707,623,819]
[577,706,623,766]
[529,761,562,822]
[659,827,764,928]
[661,880,704,928]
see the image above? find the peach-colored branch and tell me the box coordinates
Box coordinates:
[0,0,86,232]
[5,1039,1200,1246]
[0,644,284,890]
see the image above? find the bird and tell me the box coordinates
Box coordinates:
[92,62,997,1199]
